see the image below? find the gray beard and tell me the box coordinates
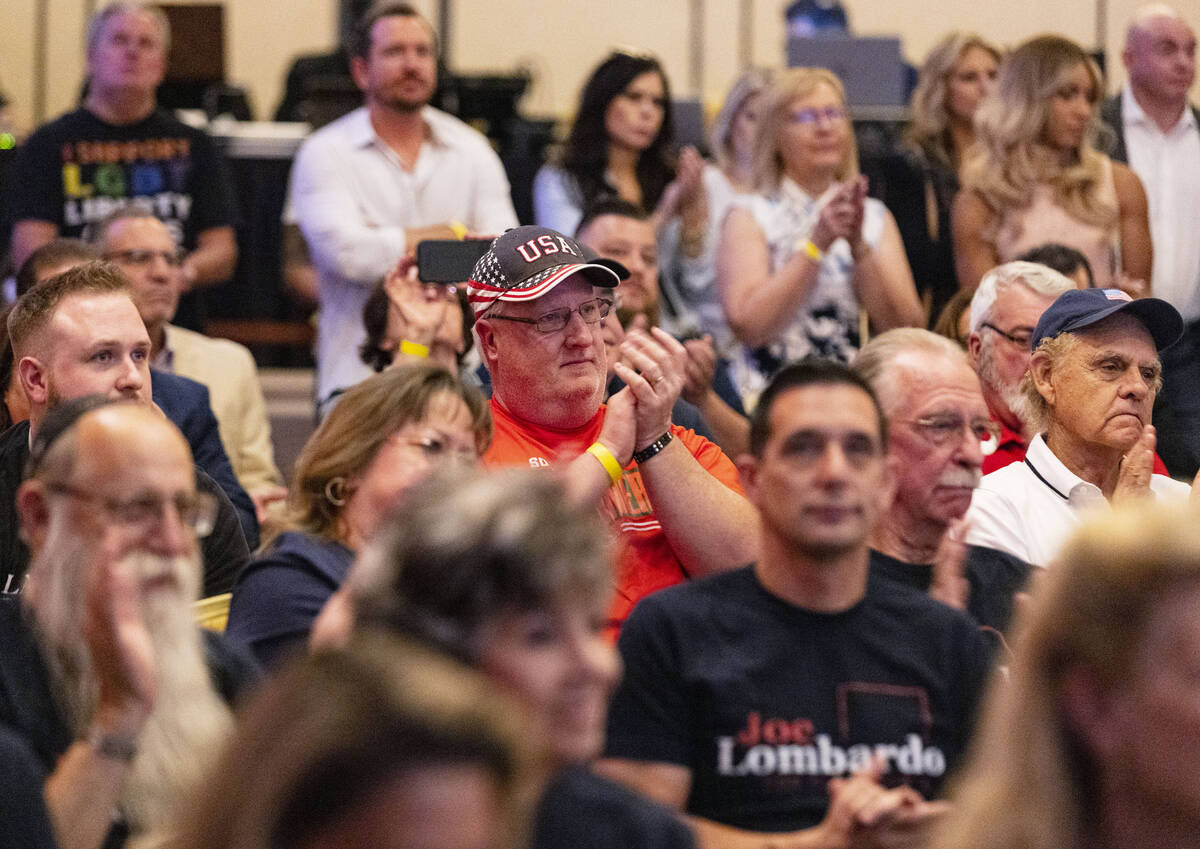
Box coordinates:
[977,344,1036,441]
[29,536,232,840]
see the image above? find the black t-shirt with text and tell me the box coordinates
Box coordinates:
[605,566,993,833]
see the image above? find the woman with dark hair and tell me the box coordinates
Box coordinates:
[314,469,697,849]
[953,35,1152,292]
[225,365,491,669]
[533,50,702,239]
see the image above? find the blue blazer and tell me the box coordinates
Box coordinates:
[152,369,260,550]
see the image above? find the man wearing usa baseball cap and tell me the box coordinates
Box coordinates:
[470,225,755,629]
[965,287,1191,568]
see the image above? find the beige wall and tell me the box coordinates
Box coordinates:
[3,0,1199,133]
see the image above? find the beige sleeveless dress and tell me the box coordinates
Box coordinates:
[991,156,1119,288]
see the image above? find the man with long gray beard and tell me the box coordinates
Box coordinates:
[0,399,254,849]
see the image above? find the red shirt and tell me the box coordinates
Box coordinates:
[982,418,1169,476]
[484,398,744,626]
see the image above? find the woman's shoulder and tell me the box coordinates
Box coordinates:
[253,531,353,575]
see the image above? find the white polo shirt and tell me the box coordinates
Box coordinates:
[964,433,1191,566]
[1121,85,1200,322]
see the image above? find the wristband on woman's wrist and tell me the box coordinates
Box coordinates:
[399,340,430,358]
[586,442,624,484]
[797,238,824,262]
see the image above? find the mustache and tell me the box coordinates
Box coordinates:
[938,468,981,489]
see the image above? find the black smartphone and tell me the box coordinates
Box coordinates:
[416,239,492,284]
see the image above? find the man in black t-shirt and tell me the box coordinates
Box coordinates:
[7,2,236,330]
[854,329,1032,634]
[600,359,993,849]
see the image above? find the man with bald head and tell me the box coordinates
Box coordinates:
[855,328,1032,632]
[0,399,249,849]
[1102,4,1200,477]
[0,262,250,598]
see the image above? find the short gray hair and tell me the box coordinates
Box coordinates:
[853,327,968,414]
[87,3,170,55]
[970,261,1076,333]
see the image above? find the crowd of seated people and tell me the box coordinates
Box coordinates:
[5,2,1200,849]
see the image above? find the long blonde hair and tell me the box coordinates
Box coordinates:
[932,503,1200,849]
[963,34,1115,227]
[750,67,859,193]
[905,31,1001,170]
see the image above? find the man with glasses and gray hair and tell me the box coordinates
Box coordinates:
[89,209,286,521]
[854,328,1032,633]
[967,261,1078,474]
[0,398,253,849]
[470,225,755,630]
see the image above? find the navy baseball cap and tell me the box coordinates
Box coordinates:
[467,226,624,319]
[1031,288,1183,351]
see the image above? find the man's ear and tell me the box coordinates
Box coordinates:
[736,454,759,503]
[474,318,501,371]
[350,55,370,92]
[1029,351,1056,407]
[17,356,48,407]
[967,331,983,371]
[15,480,51,550]
[1060,666,1119,761]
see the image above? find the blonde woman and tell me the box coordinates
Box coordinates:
[953,35,1152,292]
[716,68,921,406]
[880,32,1000,321]
[933,502,1200,849]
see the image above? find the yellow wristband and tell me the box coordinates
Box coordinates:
[586,442,624,484]
[399,340,430,358]
[801,238,823,262]
[449,221,468,240]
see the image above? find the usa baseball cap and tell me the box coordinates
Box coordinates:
[468,225,624,319]
[1031,288,1183,352]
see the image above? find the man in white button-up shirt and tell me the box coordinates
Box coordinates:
[966,288,1190,566]
[1101,5,1200,478]
[288,1,518,415]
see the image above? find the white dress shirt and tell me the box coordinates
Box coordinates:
[288,106,518,409]
[1121,85,1200,321]
[965,433,1190,566]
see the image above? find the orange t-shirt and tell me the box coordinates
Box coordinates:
[483,399,745,627]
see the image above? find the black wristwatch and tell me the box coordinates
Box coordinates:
[633,431,674,465]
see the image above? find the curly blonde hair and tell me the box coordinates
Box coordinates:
[962,35,1115,228]
[905,32,1001,170]
[750,67,859,193]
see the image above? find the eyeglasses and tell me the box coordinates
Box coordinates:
[47,483,218,537]
[980,322,1034,349]
[487,298,612,333]
[391,435,477,466]
[789,105,847,125]
[899,415,1001,456]
[104,249,184,268]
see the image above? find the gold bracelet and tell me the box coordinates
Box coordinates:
[586,442,624,484]
[399,340,430,358]
[800,239,823,262]
[449,221,468,240]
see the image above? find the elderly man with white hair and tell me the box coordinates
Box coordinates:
[965,288,1189,567]
[967,261,1077,473]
